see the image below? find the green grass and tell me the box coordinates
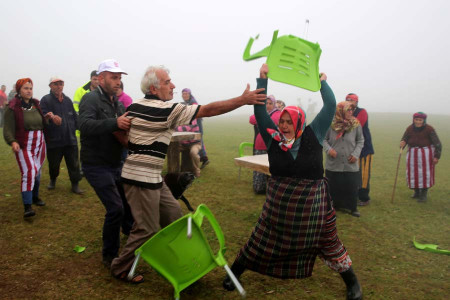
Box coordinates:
[0,113,449,300]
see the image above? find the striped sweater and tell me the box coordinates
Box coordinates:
[121,95,199,189]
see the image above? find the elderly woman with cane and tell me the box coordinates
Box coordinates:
[3,78,53,218]
[399,112,442,202]
[223,64,362,300]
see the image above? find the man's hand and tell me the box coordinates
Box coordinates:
[240,84,266,106]
[44,112,54,120]
[399,140,406,149]
[260,63,269,79]
[319,72,327,81]
[328,148,337,158]
[348,155,357,163]
[11,142,20,153]
[52,115,62,126]
[117,112,131,130]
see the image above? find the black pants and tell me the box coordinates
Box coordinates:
[82,164,134,259]
[47,145,82,183]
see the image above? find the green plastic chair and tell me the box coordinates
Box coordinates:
[127,204,245,299]
[243,30,322,92]
[238,142,254,179]
[239,142,254,157]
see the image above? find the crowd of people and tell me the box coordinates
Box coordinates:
[1,58,443,300]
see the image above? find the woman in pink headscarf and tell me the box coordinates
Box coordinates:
[224,65,362,300]
[249,94,281,193]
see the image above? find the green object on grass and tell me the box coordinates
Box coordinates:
[133,204,243,299]
[5,194,11,197]
[243,30,322,91]
[413,237,450,255]
[73,245,86,253]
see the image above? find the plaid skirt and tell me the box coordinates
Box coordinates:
[235,176,346,279]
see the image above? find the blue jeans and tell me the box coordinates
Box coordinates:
[21,172,41,205]
[82,164,134,259]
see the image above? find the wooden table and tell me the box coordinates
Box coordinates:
[234,154,270,176]
[167,132,202,173]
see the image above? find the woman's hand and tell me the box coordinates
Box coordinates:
[348,155,357,163]
[260,64,268,79]
[399,140,406,149]
[11,142,20,153]
[319,73,327,81]
[328,148,337,158]
[433,158,439,165]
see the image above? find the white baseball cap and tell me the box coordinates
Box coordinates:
[49,76,64,85]
[97,59,128,75]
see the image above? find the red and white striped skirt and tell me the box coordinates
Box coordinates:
[406,146,435,189]
[15,130,46,192]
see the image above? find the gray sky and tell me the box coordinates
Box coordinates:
[1,0,449,116]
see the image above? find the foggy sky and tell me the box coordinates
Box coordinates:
[1,0,449,116]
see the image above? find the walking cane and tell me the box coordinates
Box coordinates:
[391,147,404,203]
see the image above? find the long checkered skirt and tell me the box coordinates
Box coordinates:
[235,176,349,279]
[406,146,435,189]
[15,130,46,192]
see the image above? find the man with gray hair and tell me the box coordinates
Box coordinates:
[79,59,134,269]
[110,65,266,282]
[40,77,83,194]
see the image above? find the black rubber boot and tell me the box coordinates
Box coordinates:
[71,182,84,195]
[340,266,363,300]
[223,261,246,291]
[47,179,56,190]
[32,197,46,206]
[24,204,36,218]
[411,188,420,199]
[418,188,428,202]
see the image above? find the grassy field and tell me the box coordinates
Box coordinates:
[0,113,449,300]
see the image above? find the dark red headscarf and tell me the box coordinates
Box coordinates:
[16,78,33,93]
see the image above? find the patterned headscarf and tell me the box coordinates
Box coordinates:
[16,78,33,93]
[331,101,360,140]
[413,111,427,126]
[267,106,306,151]
[181,88,198,105]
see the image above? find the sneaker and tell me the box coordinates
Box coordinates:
[358,200,370,206]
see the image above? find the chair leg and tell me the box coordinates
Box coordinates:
[127,251,141,281]
[224,264,246,297]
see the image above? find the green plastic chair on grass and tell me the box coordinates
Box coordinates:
[243,30,322,92]
[127,204,245,300]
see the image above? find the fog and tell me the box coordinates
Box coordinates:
[1,0,449,116]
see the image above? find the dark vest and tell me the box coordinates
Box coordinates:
[268,126,324,179]
[8,97,46,148]
[354,107,374,157]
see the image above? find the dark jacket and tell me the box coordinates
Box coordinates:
[79,86,125,167]
[40,92,78,149]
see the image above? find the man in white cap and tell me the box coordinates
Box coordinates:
[40,77,83,195]
[78,59,134,268]
[110,65,266,283]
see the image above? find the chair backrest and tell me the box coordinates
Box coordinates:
[239,142,254,157]
[243,30,322,92]
[135,204,226,299]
